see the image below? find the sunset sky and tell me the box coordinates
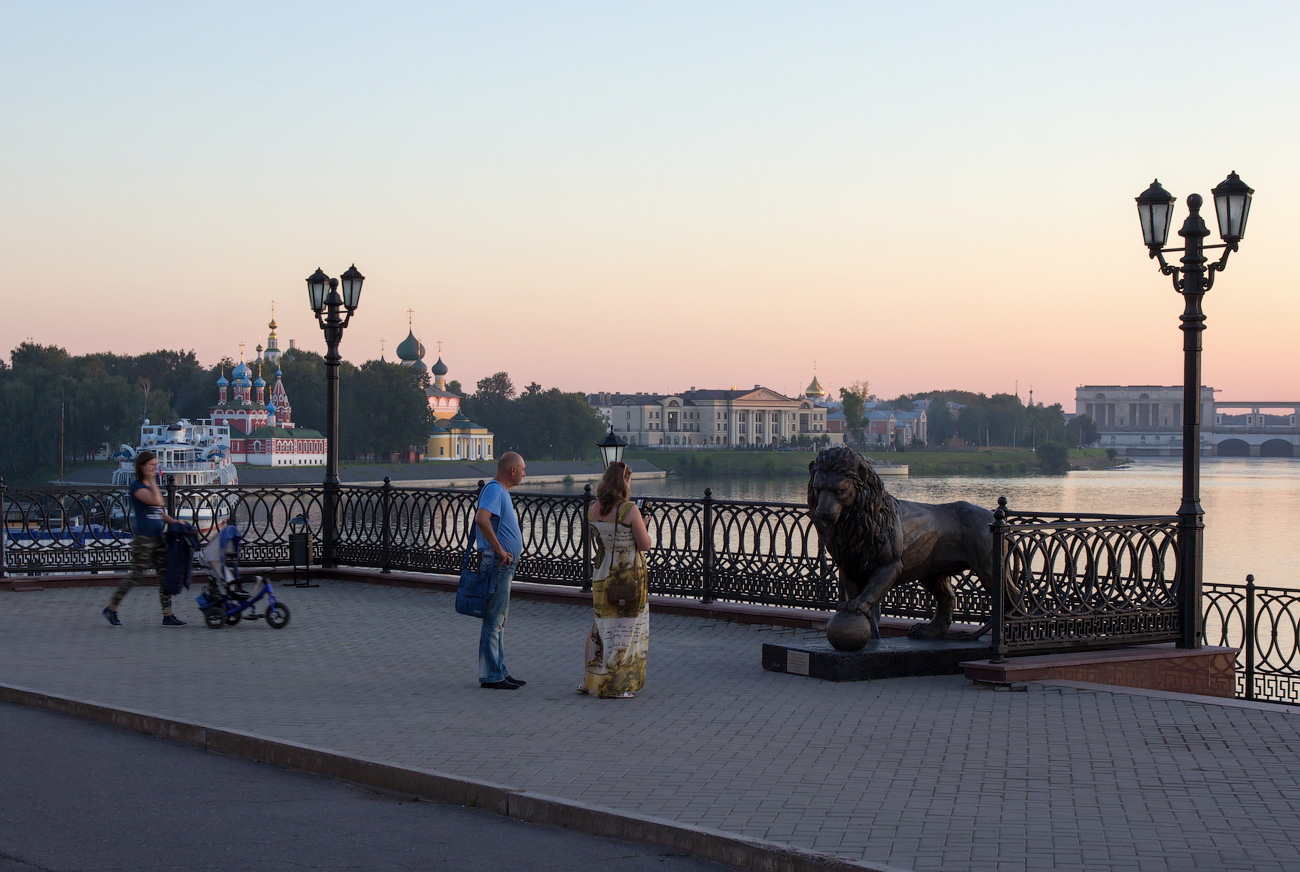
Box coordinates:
[4,2,1297,409]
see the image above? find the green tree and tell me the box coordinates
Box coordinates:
[476,372,516,400]
[927,402,956,445]
[1065,414,1099,447]
[1027,403,1067,447]
[463,373,605,460]
[956,403,990,446]
[346,361,432,457]
[838,387,866,444]
[274,350,327,434]
[1037,441,1070,474]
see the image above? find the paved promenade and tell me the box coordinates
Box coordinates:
[3,581,1300,871]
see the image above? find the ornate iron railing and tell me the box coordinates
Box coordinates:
[8,478,1297,702]
[1205,575,1300,705]
[0,479,989,623]
[991,501,1182,654]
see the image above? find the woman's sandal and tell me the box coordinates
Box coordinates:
[575,685,590,695]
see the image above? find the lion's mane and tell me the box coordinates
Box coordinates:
[807,446,899,573]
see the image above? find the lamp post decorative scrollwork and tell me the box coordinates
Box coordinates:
[306,265,365,569]
[1135,172,1253,648]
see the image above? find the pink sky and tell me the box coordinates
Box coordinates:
[4,3,1298,411]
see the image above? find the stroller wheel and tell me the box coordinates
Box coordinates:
[266,602,290,629]
[224,609,242,626]
[203,606,225,630]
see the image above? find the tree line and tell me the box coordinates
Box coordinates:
[0,343,431,484]
[461,372,608,462]
[837,384,1099,452]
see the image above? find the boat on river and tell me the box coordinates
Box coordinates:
[109,420,238,534]
[111,420,238,487]
[869,462,908,476]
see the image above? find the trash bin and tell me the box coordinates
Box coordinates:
[288,531,311,567]
[287,516,316,587]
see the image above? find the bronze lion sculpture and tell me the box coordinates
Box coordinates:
[807,445,1011,651]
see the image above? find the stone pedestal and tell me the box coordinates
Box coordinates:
[762,637,992,682]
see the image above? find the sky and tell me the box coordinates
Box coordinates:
[3,1,1298,410]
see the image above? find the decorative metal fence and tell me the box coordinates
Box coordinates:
[992,502,1183,654]
[1205,575,1300,704]
[5,478,1297,703]
[0,479,991,623]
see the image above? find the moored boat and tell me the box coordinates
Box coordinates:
[111,420,238,487]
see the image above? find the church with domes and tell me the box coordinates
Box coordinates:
[394,319,493,462]
[207,309,326,466]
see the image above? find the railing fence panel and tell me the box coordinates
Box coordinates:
[6,482,1295,703]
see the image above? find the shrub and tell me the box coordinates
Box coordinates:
[1037,441,1070,474]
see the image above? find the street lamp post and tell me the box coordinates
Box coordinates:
[1135,172,1253,649]
[306,264,365,569]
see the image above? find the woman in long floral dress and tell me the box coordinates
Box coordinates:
[580,461,652,699]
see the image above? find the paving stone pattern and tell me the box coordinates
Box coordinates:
[3,583,1300,872]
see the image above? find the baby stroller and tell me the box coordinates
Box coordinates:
[194,525,290,630]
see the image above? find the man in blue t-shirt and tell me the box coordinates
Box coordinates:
[474,452,527,689]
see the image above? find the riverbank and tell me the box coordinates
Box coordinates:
[59,459,666,488]
[626,446,1117,478]
[58,447,1114,487]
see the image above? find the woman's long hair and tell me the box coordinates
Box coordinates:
[133,450,157,483]
[595,461,631,516]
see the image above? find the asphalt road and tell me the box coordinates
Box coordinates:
[0,702,730,872]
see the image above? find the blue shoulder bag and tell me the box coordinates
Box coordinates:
[456,504,500,617]
[456,544,496,617]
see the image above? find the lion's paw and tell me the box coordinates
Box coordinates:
[907,621,949,640]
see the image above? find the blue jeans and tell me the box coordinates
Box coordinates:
[478,557,516,683]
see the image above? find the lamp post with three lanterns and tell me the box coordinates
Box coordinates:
[1134,171,1253,648]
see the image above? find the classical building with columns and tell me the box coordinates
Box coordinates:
[1077,384,1299,457]
[587,383,840,448]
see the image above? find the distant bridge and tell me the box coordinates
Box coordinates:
[1207,401,1299,457]
[1079,386,1299,458]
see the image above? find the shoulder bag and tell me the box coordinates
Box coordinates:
[456,504,501,617]
[456,544,497,617]
[603,502,645,616]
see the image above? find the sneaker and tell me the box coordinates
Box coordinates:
[480,679,518,690]
[504,675,527,687]
[161,615,187,627]
[102,607,121,627]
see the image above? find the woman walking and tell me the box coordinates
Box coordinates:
[102,451,186,627]
[579,461,652,698]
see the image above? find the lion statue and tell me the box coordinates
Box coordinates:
[807,445,1010,651]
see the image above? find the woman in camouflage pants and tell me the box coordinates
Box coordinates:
[102,451,185,626]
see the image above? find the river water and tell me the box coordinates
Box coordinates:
[522,458,1300,588]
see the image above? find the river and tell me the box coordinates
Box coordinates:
[518,457,1300,588]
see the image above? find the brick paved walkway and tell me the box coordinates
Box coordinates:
[3,582,1299,871]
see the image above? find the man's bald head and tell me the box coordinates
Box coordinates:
[495,452,526,489]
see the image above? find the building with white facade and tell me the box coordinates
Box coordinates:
[587,385,839,448]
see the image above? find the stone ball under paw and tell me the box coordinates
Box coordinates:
[826,610,873,651]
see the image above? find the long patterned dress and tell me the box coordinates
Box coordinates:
[583,501,649,697]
